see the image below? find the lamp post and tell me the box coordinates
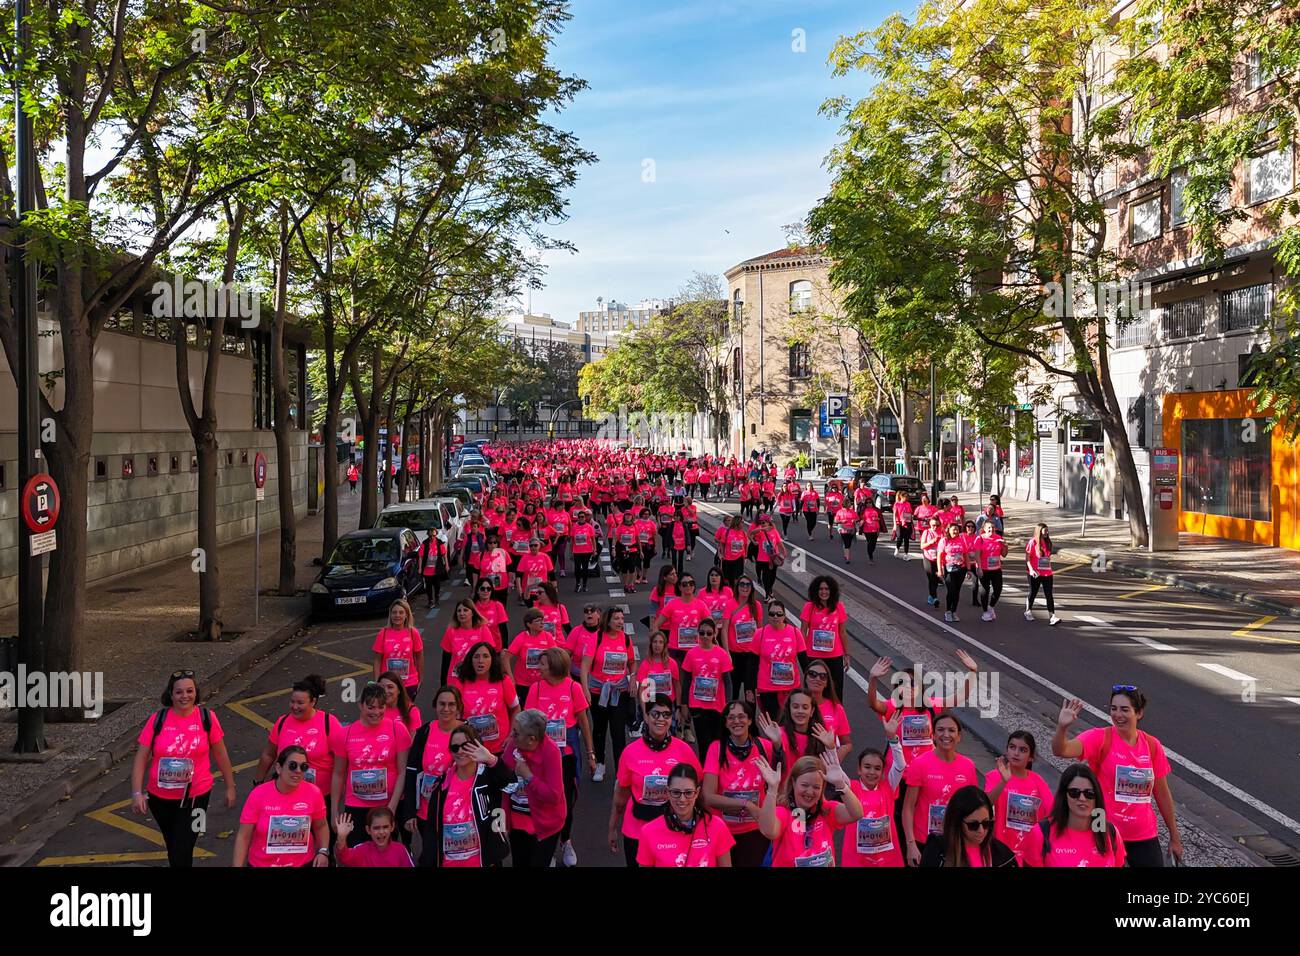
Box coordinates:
[548,397,584,436]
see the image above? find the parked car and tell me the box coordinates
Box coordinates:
[834,466,880,484]
[424,494,468,560]
[310,528,423,619]
[375,500,459,557]
[444,476,487,498]
[456,464,496,489]
[432,485,475,513]
[867,472,926,510]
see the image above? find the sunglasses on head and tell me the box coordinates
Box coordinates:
[1112,684,1138,694]
[170,670,196,680]
[1067,787,1097,800]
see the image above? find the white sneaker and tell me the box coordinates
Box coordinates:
[981,610,993,622]
[990,608,997,620]
[951,612,960,622]
[1049,615,1061,626]
[561,840,578,867]
[592,762,605,783]
[1024,610,1034,621]
[943,611,953,622]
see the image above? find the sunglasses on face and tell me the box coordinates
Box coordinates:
[648,710,673,720]
[963,819,993,832]
[667,788,697,799]
[449,741,468,753]
[1067,787,1097,800]
[807,671,828,681]
[284,760,309,773]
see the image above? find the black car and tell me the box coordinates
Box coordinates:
[445,476,487,496]
[310,527,424,618]
[867,472,926,510]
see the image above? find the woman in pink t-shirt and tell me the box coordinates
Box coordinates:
[253,674,345,802]
[1024,522,1060,625]
[450,642,521,756]
[841,714,907,868]
[440,599,497,685]
[901,712,980,865]
[471,583,509,649]
[801,577,849,699]
[233,745,330,867]
[504,609,561,691]
[1052,688,1182,866]
[757,752,863,866]
[755,597,806,719]
[526,648,596,867]
[516,537,554,606]
[533,582,570,640]
[130,671,235,867]
[371,598,423,696]
[1021,764,1127,867]
[983,731,1052,864]
[330,682,413,847]
[679,617,734,760]
[919,785,1018,867]
[702,700,774,867]
[725,577,764,703]
[425,723,514,868]
[803,659,852,765]
[636,764,735,867]
[402,686,463,866]
[635,630,681,708]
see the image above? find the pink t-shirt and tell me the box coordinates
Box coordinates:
[699,590,737,627]
[977,534,1006,571]
[800,602,847,658]
[473,599,509,632]
[239,780,326,867]
[441,772,483,867]
[525,678,590,752]
[585,632,635,684]
[1078,727,1170,842]
[337,839,414,868]
[516,553,554,595]
[770,802,846,867]
[566,624,599,669]
[833,507,859,534]
[371,626,424,688]
[137,708,226,800]
[1020,822,1127,867]
[681,644,734,712]
[335,717,414,808]
[507,630,562,688]
[569,523,597,553]
[414,724,453,821]
[636,657,679,701]
[267,710,346,791]
[841,780,902,867]
[881,699,945,768]
[902,750,980,844]
[726,603,763,655]
[442,624,499,671]
[982,769,1053,863]
[817,700,851,741]
[449,676,519,754]
[660,598,713,652]
[615,738,702,839]
[635,814,736,867]
[756,624,806,692]
[703,738,772,834]
[537,602,570,639]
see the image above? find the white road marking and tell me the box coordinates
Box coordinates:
[1283,698,1300,707]
[605,576,619,583]
[1197,663,1257,683]
[693,501,1300,838]
[1076,615,1112,628]
[609,589,625,598]
[1129,636,1178,652]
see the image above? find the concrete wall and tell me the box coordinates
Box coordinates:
[0,430,307,609]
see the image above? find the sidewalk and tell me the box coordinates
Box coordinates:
[0,485,365,848]
[998,499,1300,619]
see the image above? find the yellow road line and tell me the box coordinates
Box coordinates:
[225,699,275,731]
[1232,615,1278,638]
[39,849,214,866]
[303,646,373,669]
[225,665,369,710]
[1053,563,1087,575]
[1118,584,1170,600]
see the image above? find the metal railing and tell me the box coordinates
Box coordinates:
[1159,297,1206,341]
[1220,283,1272,333]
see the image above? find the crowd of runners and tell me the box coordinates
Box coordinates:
[131,439,1183,868]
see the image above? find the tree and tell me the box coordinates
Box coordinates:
[813,0,1154,545]
[1117,0,1300,435]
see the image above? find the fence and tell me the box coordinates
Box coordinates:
[465,419,600,437]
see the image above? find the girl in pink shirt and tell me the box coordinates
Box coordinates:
[833,504,859,563]
[892,497,914,557]
[636,631,681,705]
[983,731,1052,864]
[449,643,521,755]
[858,501,883,562]
[330,683,413,847]
[505,609,562,691]
[481,535,511,607]
[804,659,852,765]
[648,565,678,621]
[379,672,422,734]
[919,516,944,608]
[1021,765,1127,867]
[975,523,1009,622]
[901,712,979,865]
[801,576,848,697]
[726,578,764,702]
[757,752,863,866]
[841,716,907,868]
[755,598,806,719]
[699,567,736,627]
[371,598,424,695]
[254,674,345,796]
[701,700,774,867]
[636,764,735,867]
[471,584,509,648]
[533,582,570,640]
[679,617,734,759]
[1024,522,1060,625]
[402,686,462,865]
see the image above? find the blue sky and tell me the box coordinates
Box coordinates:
[525,0,904,321]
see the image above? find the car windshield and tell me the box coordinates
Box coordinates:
[377,510,441,532]
[330,537,399,566]
[893,477,922,491]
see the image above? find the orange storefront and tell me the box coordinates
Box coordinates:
[1162,390,1300,550]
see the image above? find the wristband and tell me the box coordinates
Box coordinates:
[132,791,143,797]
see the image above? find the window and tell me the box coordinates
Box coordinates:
[1220,283,1273,333]
[1067,420,1104,458]
[790,409,813,443]
[122,456,135,479]
[170,455,180,473]
[1247,140,1293,204]
[95,458,107,480]
[1247,50,1277,90]
[1129,194,1161,244]
[1160,297,1205,340]
[732,347,742,395]
[788,343,811,379]
[789,280,812,314]
[1114,314,1151,349]
[1182,417,1271,520]
[878,409,900,442]
[1239,346,1264,387]
[147,455,159,477]
[1170,168,1230,226]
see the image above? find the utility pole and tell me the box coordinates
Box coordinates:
[14,0,46,753]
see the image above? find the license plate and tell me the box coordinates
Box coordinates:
[335,596,367,605]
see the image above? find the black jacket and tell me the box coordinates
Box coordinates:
[921,836,1019,868]
[412,754,514,868]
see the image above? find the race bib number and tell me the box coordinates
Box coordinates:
[442,821,481,863]
[986,555,1001,570]
[386,657,409,679]
[466,713,499,742]
[722,790,758,824]
[732,620,756,644]
[524,647,545,670]
[303,767,317,785]
[693,676,718,703]
[552,522,565,534]
[1036,555,1051,572]
[927,801,947,835]
[526,575,543,591]
[546,719,567,746]
[677,626,699,648]
[641,774,669,805]
[156,757,194,790]
[649,671,672,696]
[265,815,311,855]
[351,768,388,802]
[1114,765,1155,804]
[541,620,556,634]
[794,846,834,867]
[810,628,836,653]
[856,816,893,854]
[945,559,963,572]
[1006,791,1041,832]
[418,771,439,803]
[638,532,652,544]
[470,540,482,553]
[900,714,932,749]
[619,533,635,546]
[573,533,590,546]
[710,608,724,623]
[601,651,628,676]
[769,660,795,686]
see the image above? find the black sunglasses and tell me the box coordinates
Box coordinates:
[1067,787,1097,800]
[284,760,309,773]
[963,819,993,832]
[448,741,468,753]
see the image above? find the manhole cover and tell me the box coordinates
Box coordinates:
[106,587,144,594]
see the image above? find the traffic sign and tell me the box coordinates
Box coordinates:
[1013,403,1033,412]
[451,435,465,448]
[21,473,60,534]
[253,452,267,501]
[1082,449,1095,471]
[869,424,878,443]
[30,530,56,556]
[976,437,984,454]
[826,393,849,425]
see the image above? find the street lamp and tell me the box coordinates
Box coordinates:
[549,398,584,437]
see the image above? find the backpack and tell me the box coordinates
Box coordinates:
[275,711,333,740]
[152,706,211,743]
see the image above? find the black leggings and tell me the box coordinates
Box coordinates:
[979,569,1003,609]
[624,835,640,868]
[1124,836,1165,868]
[721,558,744,590]
[590,697,629,769]
[757,561,777,594]
[864,532,878,560]
[839,532,855,552]
[922,558,940,600]
[147,791,211,867]
[804,512,817,534]
[758,691,784,720]
[510,829,561,868]
[731,652,760,701]
[780,513,791,534]
[689,708,724,762]
[730,828,770,868]
[896,524,912,554]
[944,568,967,613]
[1027,575,1055,613]
[671,548,686,574]
[561,751,579,842]
[573,552,594,587]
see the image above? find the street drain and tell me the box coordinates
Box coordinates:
[1242,834,1300,866]
[1264,851,1300,867]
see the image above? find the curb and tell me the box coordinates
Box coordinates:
[0,608,312,849]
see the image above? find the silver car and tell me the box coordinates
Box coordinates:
[375,501,458,558]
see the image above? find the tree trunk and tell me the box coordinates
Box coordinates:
[353,347,381,529]
[430,409,446,483]
[271,207,297,596]
[398,398,413,503]
[321,302,341,561]
[1095,386,1150,548]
